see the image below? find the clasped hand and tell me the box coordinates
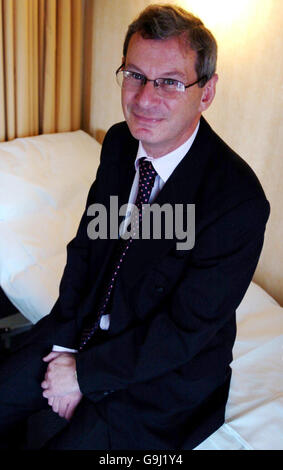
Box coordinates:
[41,351,82,421]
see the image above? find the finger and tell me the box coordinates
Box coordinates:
[64,403,73,421]
[42,389,51,398]
[58,398,69,418]
[48,396,54,407]
[41,380,49,389]
[42,351,60,362]
[64,399,78,421]
[65,393,83,421]
[52,397,60,414]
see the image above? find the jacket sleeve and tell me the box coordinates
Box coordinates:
[31,126,118,348]
[57,128,118,325]
[76,195,270,399]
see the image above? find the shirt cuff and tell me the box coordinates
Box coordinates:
[52,344,78,353]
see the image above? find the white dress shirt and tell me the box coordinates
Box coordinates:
[53,122,199,351]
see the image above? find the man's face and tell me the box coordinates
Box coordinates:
[121,33,217,158]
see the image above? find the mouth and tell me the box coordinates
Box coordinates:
[132,112,163,125]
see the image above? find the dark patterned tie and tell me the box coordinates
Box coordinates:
[79,158,157,350]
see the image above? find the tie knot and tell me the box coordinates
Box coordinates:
[135,157,157,207]
[139,157,157,182]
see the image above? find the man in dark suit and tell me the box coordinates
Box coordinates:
[0,4,270,449]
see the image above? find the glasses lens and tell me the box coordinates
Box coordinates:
[115,69,186,97]
[116,70,124,88]
[157,79,185,94]
[116,70,145,90]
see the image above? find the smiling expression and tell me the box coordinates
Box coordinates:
[121,33,217,158]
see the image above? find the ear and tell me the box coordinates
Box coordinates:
[199,73,218,112]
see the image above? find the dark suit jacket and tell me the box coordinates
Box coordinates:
[28,116,270,449]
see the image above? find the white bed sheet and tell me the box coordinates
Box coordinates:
[195,281,283,450]
[0,131,282,450]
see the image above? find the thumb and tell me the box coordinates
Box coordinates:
[42,351,61,362]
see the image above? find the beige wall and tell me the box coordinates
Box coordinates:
[84,0,283,305]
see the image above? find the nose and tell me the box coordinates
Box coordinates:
[134,80,160,107]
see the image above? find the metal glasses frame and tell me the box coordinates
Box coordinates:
[115,64,207,91]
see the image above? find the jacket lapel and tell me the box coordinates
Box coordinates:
[117,134,137,211]
[120,116,215,287]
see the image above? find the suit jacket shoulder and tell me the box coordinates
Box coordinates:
[103,117,267,203]
[198,117,267,200]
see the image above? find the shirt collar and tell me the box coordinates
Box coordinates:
[135,121,200,183]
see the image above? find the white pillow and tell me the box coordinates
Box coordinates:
[0,130,101,322]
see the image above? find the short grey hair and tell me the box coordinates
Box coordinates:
[123,3,217,87]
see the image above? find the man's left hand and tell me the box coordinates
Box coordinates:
[41,352,81,397]
[47,391,83,421]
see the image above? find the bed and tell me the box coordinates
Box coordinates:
[0,131,282,450]
[0,130,101,322]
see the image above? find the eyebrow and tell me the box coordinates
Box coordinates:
[125,62,187,81]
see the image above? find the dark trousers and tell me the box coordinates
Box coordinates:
[0,341,109,449]
[0,331,231,450]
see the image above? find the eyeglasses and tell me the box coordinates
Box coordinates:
[115,64,206,97]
